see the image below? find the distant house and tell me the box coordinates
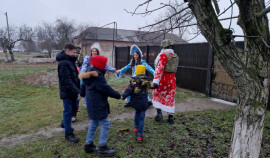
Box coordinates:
[74,27,187,66]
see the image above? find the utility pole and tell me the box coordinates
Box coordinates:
[5,12,10,43]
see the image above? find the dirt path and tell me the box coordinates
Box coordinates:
[0,98,235,147]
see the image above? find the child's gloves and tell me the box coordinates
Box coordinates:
[78,71,98,79]
[153,83,159,89]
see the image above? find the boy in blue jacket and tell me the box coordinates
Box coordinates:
[79,55,121,157]
[122,65,158,143]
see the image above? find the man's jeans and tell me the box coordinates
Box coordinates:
[62,98,76,135]
[86,118,110,146]
[134,110,146,137]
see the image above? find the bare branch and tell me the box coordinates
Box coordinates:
[256,5,270,17]
[139,6,189,29]
[218,2,236,17]
[124,5,166,16]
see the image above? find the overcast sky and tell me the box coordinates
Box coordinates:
[0,0,254,43]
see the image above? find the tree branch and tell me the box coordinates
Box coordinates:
[256,5,270,17]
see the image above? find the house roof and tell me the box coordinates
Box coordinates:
[77,27,187,44]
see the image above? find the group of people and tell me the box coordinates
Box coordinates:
[56,39,179,156]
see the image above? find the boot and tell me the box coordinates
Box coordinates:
[59,122,64,128]
[168,114,174,124]
[65,133,79,143]
[84,142,96,153]
[124,102,131,107]
[147,101,153,108]
[96,145,116,156]
[155,109,163,121]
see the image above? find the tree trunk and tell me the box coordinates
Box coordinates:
[8,49,15,61]
[230,104,265,158]
[3,49,9,62]
[188,0,269,157]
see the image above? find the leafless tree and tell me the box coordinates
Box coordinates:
[134,0,270,157]
[0,24,34,61]
[55,17,77,49]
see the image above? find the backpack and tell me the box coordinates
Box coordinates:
[164,52,179,73]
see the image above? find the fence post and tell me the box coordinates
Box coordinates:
[205,44,213,96]
[114,46,117,69]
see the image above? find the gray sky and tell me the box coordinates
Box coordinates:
[0,0,260,43]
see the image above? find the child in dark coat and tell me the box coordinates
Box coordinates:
[80,55,121,156]
[122,65,158,143]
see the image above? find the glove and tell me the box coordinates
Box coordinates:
[153,83,159,89]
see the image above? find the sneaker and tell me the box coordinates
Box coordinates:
[137,136,143,143]
[124,102,131,108]
[60,122,64,128]
[168,115,174,124]
[71,117,76,122]
[65,133,79,143]
[133,128,138,135]
[96,145,116,156]
[84,143,96,153]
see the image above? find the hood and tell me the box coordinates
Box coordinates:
[56,50,77,62]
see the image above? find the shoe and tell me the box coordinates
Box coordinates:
[137,136,143,143]
[71,117,76,122]
[65,133,79,143]
[84,142,96,153]
[155,109,163,121]
[168,114,174,124]
[133,128,138,135]
[124,102,131,108]
[96,145,116,156]
[60,122,64,128]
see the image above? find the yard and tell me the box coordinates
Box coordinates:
[0,53,270,157]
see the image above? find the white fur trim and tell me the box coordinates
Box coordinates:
[153,79,160,85]
[152,100,175,113]
[154,49,174,67]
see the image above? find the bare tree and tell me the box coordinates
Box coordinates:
[55,17,77,49]
[0,25,34,61]
[0,29,9,62]
[36,22,58,58]
[134,0,270,157]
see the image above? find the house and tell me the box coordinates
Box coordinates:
[74,27,187,66]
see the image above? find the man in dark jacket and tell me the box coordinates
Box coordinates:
[79,55,121,156]
[56,43,80,143]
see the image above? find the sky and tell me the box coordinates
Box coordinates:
[0,0,255,43]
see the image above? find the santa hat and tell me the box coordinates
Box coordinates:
[90,42,101,51]
[135,65,145,75]
[130,45,143,57]
[90,55,107,70]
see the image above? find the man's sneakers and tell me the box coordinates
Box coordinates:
[65,133,79,143]
[96,145,116,156]
[84,142,96,153]
[136,136,144,143]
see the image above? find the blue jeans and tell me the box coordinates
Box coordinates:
[62,98,76,135]
[86,118,110,146]
[134,110,146,137]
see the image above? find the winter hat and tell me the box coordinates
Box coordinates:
[160,39,173,48]
[90,55,107,70]
[135,65,145,75]
[90,42,101,52]
[130,45,143,57]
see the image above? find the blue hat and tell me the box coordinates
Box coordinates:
[130,45,143,57]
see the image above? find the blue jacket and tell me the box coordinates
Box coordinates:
[56,50,80,99]
[122,75,155,111]
[80,67,121,120]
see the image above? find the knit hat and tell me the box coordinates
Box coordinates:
[160,39,173,48]
[90,42,101,51]
[90,55,107,70]
[130,45,143,57]
[135,65,145,75]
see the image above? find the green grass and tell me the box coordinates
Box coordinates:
[1,63,270,157]
[1,108,270,157]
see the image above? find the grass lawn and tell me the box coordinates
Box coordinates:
[0,63,270,157]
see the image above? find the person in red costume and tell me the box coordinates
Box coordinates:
[152,39,179,124]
